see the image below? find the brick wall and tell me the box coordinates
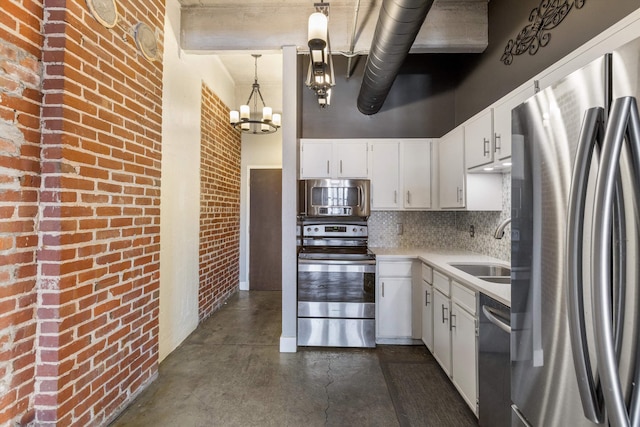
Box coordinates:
[199,84,241,319]
[0,1,43,425]
[36,1,164,425]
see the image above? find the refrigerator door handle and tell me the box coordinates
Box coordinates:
[592,96,640,427]
[566,106,605,424]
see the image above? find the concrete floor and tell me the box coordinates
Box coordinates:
[110,291,477,427]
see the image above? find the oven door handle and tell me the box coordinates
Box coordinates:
[298,259,376,266]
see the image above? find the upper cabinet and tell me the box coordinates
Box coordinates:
[300,139,368,179]
[439,127,502,211]
[464,109,494,169]
[370,139,433,210]
[492,84,536,163]
[438,128,465,209]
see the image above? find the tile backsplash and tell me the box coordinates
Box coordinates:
[369,173,511,262]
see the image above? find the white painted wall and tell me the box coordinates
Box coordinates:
[160,0,236,361]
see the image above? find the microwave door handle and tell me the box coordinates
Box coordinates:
[566,107,605,424]
[358,186,363,207]
[593,97,636,427]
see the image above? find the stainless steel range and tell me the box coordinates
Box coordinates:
[297,218,376,348]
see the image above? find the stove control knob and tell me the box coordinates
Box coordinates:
[314,227,319,232]
[352,227,357,232]
[360,228,365,233]
[306,227,312,232]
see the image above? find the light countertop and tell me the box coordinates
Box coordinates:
[371,247,510,306]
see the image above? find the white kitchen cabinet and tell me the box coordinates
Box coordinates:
[370,139,433,210]
[439,126,502,211]
[433,287,452,376]
[492,84,536,162]
[421,280,434,351]
[420,263,434,350]
[370,141,400,209]
[402,140,432,209]
[438,128,465,209]
[300,139,368,179]
[377,260,413,341]
[464,109,494,169]
[451,282,478,416]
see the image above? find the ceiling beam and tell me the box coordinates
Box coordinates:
[180,0,488,54]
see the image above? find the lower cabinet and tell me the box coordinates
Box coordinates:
[433,288,452,376]
[377,260,413,341]
[451,297,478,415]
[421,281,434,352]
[426,267,479,416]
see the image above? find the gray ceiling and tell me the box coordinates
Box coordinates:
[177,0,488,101]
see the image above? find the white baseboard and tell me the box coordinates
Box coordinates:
[239,280,249,291]
[279,335,297,353]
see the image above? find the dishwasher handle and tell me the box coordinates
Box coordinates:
[482,305,511,334]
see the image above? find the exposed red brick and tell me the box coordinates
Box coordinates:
[199,84,241,319]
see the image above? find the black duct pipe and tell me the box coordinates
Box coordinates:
[357,0,434,115]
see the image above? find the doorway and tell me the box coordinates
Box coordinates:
[249,168,282,290]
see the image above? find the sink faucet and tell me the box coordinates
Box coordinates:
[494,218,511,239]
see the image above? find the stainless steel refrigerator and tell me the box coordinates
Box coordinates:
[511,36,640,427]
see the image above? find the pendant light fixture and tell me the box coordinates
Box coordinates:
[230,54,281,134]
[306,1,335,107]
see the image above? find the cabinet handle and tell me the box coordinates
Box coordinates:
[340,160,343,174]
[450,313,457,331]
[456,187,459,203]
[326,160,330,174]
[407,191,411,205]
[458,187,463,204]
[483,137,490,157]
[495,133,501,153]
[425,290,430,306]
[382,282,385,298]
[394,190,397,204]
[442,304,448,323]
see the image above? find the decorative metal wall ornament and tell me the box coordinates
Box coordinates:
[501,0,586,65]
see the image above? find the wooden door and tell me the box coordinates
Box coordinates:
[249,169,282,290]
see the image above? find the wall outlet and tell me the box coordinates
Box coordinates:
[469,224,475,238]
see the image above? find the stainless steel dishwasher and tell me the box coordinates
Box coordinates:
[478,293,511,427]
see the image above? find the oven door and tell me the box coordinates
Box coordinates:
[297,258,376,347]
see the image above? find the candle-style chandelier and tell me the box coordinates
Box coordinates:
[229,54,281,134]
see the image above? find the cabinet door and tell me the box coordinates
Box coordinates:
[377,277,412,338]
[493,84,535,161]
[438,128,465,209]
[300,140,332,178]
[336,141,368,178]
[421,281,434,352]
[370,141,400,209]
[433,289,451,375]
[451,303,478,415]
[464,109,493,169]
[402,140,431,209]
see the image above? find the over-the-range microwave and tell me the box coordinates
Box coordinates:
[298,179,370,218]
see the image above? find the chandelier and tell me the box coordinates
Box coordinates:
[229,54,281,134]
[306,1,335,107]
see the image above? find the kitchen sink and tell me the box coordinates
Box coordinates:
[476,276,510,284]
[449,263,511,277]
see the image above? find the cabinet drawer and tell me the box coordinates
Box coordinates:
[433,270,450,296]
[451,281,476,315]
[378,261,413,277]
[421,263,433,284]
